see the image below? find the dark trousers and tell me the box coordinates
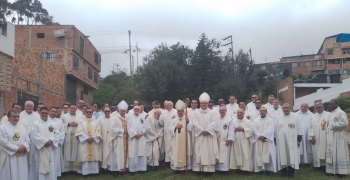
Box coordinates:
[281,166,295,175]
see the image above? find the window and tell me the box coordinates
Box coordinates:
[343,69,350,75]
[260,65,266,70]
[297,62,306,67]
[83,86,88,95]
[344,58,350,64]
[73,55,79,69]
[0,23,7,36]
[328,59,340,64]
[312,61,322,66]
[37,33,45,38]
[94,71,98,83]
[311,70,324,76]
[342,48,350,54]
[80,37,84,55]
[328,69,340,74]
[94,52,99,64]
[42,53,55,62]
[327,49,333,55]
[88,67,92,79]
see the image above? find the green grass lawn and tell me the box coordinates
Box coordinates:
[58,164,344,180]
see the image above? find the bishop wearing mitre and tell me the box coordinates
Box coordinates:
[169,100,191,174]
[191,92,219,176]
[104,101,128,177]
[75,108,102,177]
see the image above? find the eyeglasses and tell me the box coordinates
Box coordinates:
[255,102,262,104]
[41,112,48,115]
[63,107,69,109]
[104,111,111,113]
[315,107,321,109]
[86,111,92,114]
[78,102,84,104]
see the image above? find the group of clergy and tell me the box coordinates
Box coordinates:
[0,92,349,180]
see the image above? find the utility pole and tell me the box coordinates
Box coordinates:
[249,47,252,61]
[222,35,234,59]
[128,30,132,75]
[116,64,119,74]
[136,42,140,73]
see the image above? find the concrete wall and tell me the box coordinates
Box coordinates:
[293,78,350,110]
[0,22,15,57]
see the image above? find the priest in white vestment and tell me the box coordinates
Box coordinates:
[239,102,251,120]
[275,103,302,178]
[248,99,262,121]
[264,95,275,111]
[19,101,39,133]
[127,106,147,175]
[76,108,102,177]
[325,100,350,177]
[252,107,276,175]
[296,103,313,165]
[61,104,81,172]
[191,92,219,176]
[169,100,191,173]
[48,107,65,177]
[230,108,253,172]
[219,102,236,120]
[159,101,177,165]
[0,103,21,125]
[246,94,258,111]
[267,100,283,121]
[226,96,239,113]
[99,107,116,171]
[187,100,198,119]
[145,109,163,170]
[30,107,60,180]
[0,110,30,180]
[215,107,234,172]
[105,101,128,176]
[309,103,330,171]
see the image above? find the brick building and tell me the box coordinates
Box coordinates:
[255,33,350,80]
[0,22,15,117]
[3,25,101,113]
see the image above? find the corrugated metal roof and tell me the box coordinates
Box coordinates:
[326,33,350,42]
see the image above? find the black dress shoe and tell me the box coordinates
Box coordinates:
[258,171,264,175]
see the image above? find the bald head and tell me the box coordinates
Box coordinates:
[236,108,245,119]
[219,107,227,117]
[300,103,308,113]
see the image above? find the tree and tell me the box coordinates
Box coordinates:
[188,33,223,100]
[92,80,116,106]
[282,69,290,79]
[137,43,192,103]
[0,0,11,24]
[1,0,58,25]
[216,49,256,102]
[255,69,268,100]
[262,76,278,102]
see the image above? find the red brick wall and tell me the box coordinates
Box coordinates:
[277,77,294,107]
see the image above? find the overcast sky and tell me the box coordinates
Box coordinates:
[41,0,350,77]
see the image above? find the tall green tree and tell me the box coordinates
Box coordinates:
[188,33,223,100]
[0,0,10,23]
[136,43,192,103]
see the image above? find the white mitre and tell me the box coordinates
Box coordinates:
[175,100,185,110]
[118,100,128,110]
[199,92,210,102]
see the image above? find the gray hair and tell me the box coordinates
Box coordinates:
[154,109,162,114]
[25,101,34,106]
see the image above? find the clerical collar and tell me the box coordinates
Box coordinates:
[261,116,266,119]
[274,107,278,110]
[256,107,260,110]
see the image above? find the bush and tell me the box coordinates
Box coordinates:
[335,96,350,113]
